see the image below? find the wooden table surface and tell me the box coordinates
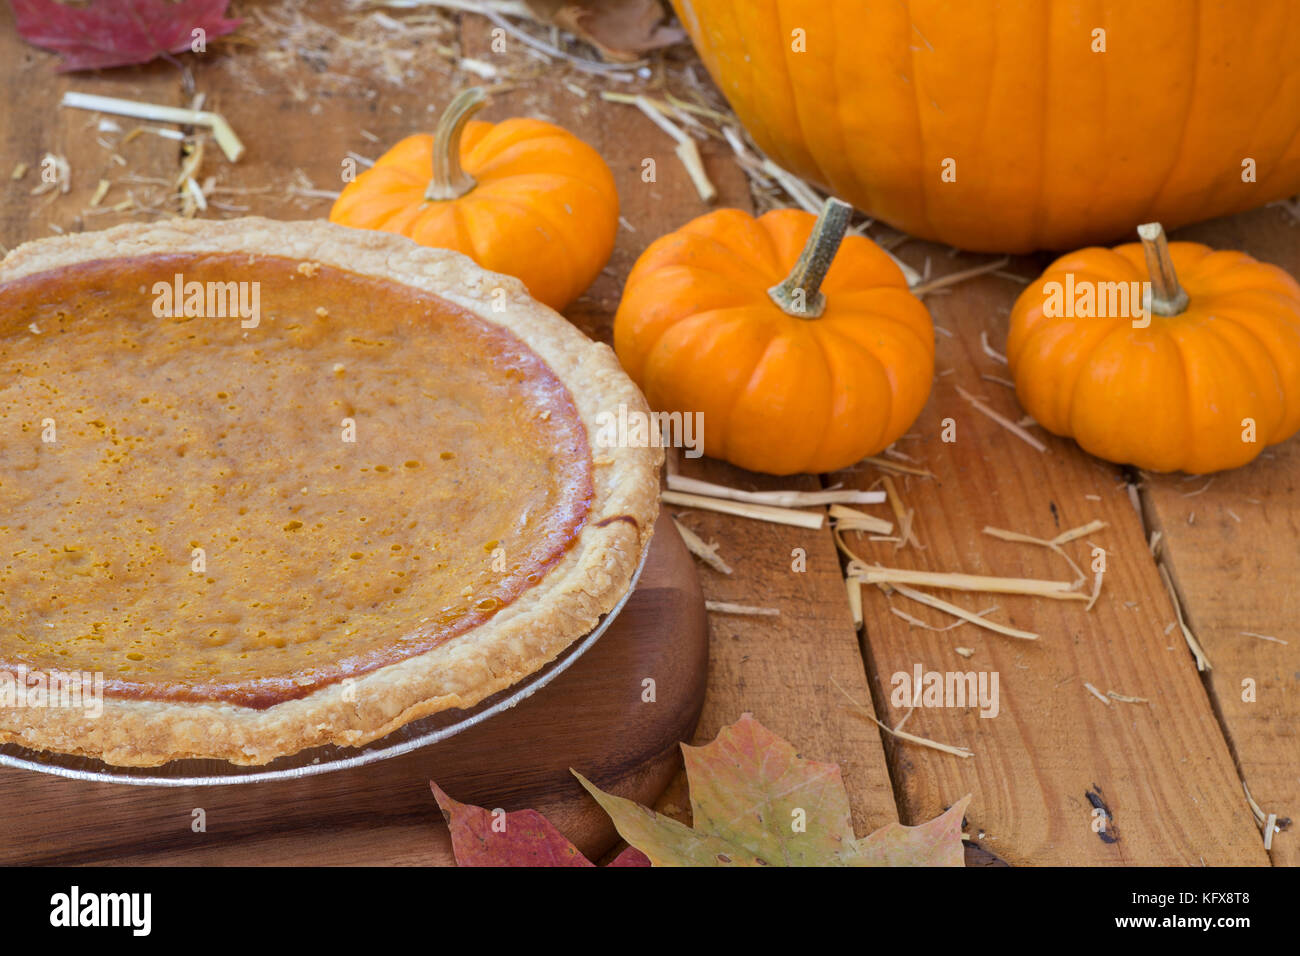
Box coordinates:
[1,0,1295,866]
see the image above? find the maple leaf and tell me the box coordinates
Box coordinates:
[430,782,649,867]
[11,0,242,72]
[574,714,971,866]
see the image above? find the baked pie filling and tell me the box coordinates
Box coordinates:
[0,255,596,708]
[0,220,659,765]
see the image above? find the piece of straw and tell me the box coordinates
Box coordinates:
[1240,631,1288,646]
[1083,682,1111,706]
[661,490,823,529]
[706,601,779,617]
[861,456,935,478]
[760,158,823,214]
[890,583,1038,640]
[982,519,1106,588]
[633,96,715,203]
[672,517,732,574]
[911,257,1010,297]
[848,563,1087,601]
[1107,690,1150,704]
[881,475,920,551]
[846,577,863,629]
[831,677,973,758]
[61,91,244,161]
[667,473,884,507]
[1158,563,1211,671]
[956,385,1047,453]
[980,330,1009,365]
[829,503,893,536]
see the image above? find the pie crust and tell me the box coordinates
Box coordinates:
[0,218,661,766]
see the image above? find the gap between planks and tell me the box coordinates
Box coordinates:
[827,452,1279,864]
[1131,472,1290,866]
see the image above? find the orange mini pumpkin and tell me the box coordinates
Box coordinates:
[330,88,618,312]
[1007,223,1300,474]
[614,199,934,475]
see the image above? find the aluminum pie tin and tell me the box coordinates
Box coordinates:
[0,542,650,787]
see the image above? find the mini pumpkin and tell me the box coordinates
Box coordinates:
[330,87,618,312]
[614,199,934,475]
[1007,223,1300,474]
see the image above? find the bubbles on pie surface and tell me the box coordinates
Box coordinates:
[0,254,595,704]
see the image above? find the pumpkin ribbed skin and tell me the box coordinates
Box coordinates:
[614,208,934,475]
[1007,242,1300,473]
[330,118,618,311]
[672,0,1300,253]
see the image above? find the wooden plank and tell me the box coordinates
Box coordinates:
[450,19,902,838]
[662,455,903,838]
[1138,205,1300,865]
[163,2,416,226]
[830,246,1270,865]
[0,3,182,250]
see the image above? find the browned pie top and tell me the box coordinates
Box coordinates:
[0,254,593,708]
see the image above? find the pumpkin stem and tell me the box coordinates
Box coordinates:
[425,87,487,202]
[1136,222,1189,317]
[768,197,853,319]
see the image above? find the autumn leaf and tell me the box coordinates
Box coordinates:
[574,714,970,866]
[430,782,649,867]
[11,0,242,72]
[432,715,967,867]
[524,0,684,62]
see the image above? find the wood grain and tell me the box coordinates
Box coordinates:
[662,454,903,838]
[452,16,902,841]
[0,2,181,248]
[830,248,1271,865]
[0,514,707,866]
[4,0,1294,868]
[1138,206,1300,866]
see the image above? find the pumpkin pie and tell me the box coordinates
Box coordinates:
[0,218,660,766]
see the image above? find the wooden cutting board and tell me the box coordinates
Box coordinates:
[0,513,707,865]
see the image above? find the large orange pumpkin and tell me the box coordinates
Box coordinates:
[671,0,1300,252]
[614,199,934,475]
[1007,223,1300,474]
[330,88,618,311]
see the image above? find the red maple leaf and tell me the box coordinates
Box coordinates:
[431,783,650,868]
[10,0,242,72]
